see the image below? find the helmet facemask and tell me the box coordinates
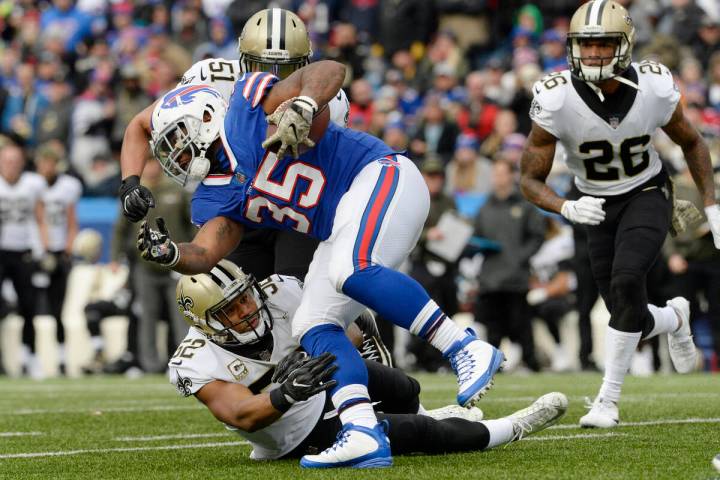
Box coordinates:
[150,86,227,186]
[567,33,631,82]
[205,277,273,346]
[151,115,212,186]
[239,51,309,79]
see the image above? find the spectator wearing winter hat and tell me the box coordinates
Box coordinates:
[193,17,236,62]
[540,29,566,73]
[444,134,493,197]
[40,0,93,54]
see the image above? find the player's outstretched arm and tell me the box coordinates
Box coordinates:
[120,101,156,179]
[261,60,346,115]
[520,122,564,214]
[175,216,244,274]
[194,353,337,433]
[118,101,159,222]
[195,380,283,433]
[138,216,244,274]
[662,102,716,207]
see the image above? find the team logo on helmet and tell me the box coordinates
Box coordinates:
[160,85,221,110]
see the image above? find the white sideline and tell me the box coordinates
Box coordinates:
[0,432,42,437]
[525,432,628,441]
[114,433,232,441]
[551,417,720,430]
[0,441,249,460]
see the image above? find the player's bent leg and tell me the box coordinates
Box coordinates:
[299,324,390,468]
[330,155,503,406]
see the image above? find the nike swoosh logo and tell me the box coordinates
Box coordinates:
[200,71,208,81]
[289,124,298,140]
[292,379,311,388]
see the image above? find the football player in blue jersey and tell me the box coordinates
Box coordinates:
[134,60,505,469]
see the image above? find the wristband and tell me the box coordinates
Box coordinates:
[269,388,293,413]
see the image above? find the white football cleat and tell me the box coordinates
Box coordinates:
[425,404,484,422]
[666,297,698,374]
[579,396,619,428]
[506,392,568,440]
[445,329,505,407]
[300,422,392,469]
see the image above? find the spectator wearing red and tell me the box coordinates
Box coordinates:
[457,71,499,141]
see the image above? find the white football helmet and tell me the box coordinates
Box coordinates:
[567,0,635,83]
[176,259,273,346]
[149,85,228,186]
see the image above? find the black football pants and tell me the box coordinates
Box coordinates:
[584,172,671,335]
[285,360,490,457]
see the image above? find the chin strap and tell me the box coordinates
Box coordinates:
[584,75,640,103]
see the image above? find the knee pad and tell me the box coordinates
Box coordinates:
[608,272,647,332]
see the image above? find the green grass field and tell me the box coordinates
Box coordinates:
[1,372,719,479]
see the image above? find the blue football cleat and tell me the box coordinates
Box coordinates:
[300,421,393,469]
[445,329,505,407]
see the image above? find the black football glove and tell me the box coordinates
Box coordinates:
[137,217,179,267]
[270,352,337,412]
[119,175,155,223]
[271,350,308,384]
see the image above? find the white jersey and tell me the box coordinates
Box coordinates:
[42,174,82,252]
[530,61,681,196]
[0,172,47,251]
[178,58,350,127]
[168,274,325,460]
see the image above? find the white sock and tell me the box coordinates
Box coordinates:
[597,327,642,403]
[20,345,31,365]
[332,385,377,429]
[408,300,466,353]
[482,418,515,449]
[644,304,679,339]
[58,343,66,364]
[432,320,469,354]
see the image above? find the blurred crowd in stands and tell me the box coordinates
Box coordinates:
[0,0,719,378]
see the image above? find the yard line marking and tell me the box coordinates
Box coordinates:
[525,433,629,441]
[0,441,250,460]
[0,432,42,437]
[6,405,203,415]
[1,384,172,393]
[551,417,720,430]
[114,433,232,441]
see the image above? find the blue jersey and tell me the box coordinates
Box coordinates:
[192,72,396,240]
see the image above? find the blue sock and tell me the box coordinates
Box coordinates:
[300,323,369,397]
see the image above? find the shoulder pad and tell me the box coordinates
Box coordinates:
[531,71,571,112]
[634,61,678,99]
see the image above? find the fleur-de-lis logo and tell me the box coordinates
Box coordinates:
[178,287,194,311]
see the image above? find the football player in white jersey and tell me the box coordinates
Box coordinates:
[118,7,351,282]
[519,0,720,428]
[35,142,82,374]
[0,143,48,378]
[169,259,568,462]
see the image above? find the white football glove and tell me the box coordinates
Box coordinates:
[704,204,720,249]
[261,96,318,159]
[560,196,606,225]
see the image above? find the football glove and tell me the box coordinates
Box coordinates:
[705,204,720,249]
[269,352,337,412]
[561,196,606,225]
[271,350,308,384]
[137,217,179,267]
[119,175,155,223]
[261,96,318,159]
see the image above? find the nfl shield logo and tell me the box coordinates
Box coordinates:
[609,116,620,129]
